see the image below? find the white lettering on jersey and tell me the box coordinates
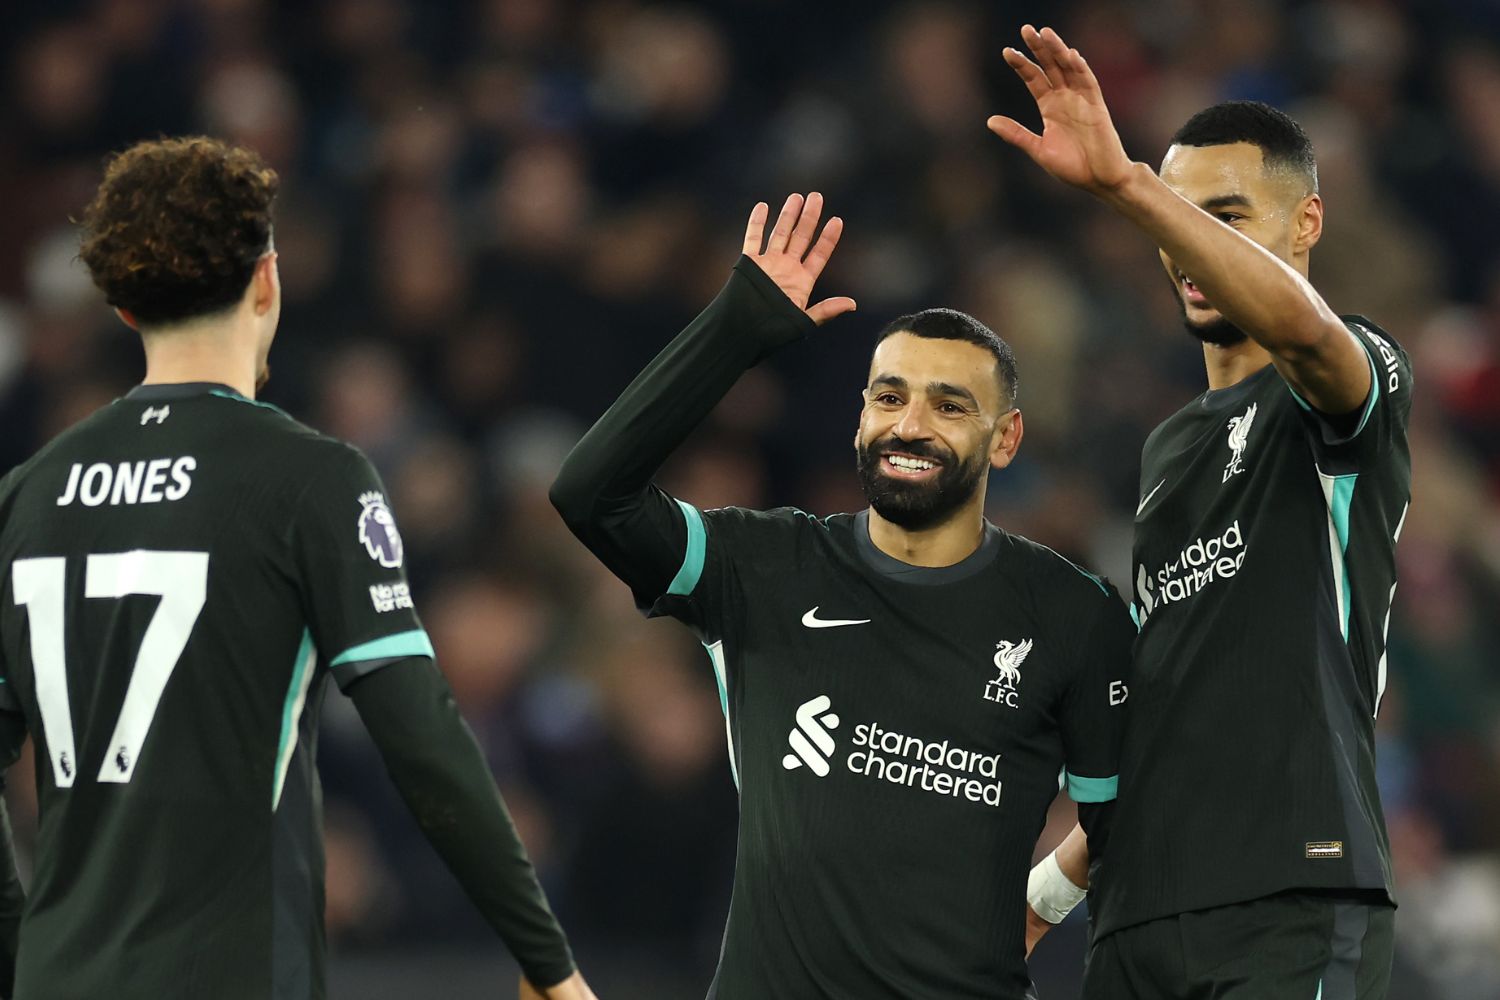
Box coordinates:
[55,457,197,507]
[1360,327,1401,393]
[1134,519,1247,625]
[780,696,1005,807]
[369,581,414,613]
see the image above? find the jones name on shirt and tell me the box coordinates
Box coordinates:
[55,457,197,507]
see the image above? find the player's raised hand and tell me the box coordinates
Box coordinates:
[519,971,599,1000]
[987,25,1133,195]
[742,192,857,326]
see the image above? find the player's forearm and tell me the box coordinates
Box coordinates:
[1054,822,1090,889]
[1102,162,1344,355]
[350,659,577,989]
[550,255,812,525]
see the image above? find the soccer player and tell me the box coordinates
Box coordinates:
[992,26,1410,999]
[550,191,1135,999]
[0,138,595,1000]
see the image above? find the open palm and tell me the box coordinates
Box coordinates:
[987,25,1134,194]
[742,192,856,326]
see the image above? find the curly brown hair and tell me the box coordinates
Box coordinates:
[78,136,279,325]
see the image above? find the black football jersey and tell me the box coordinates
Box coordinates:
[651,507,1133,999]
[1095,320,1411,938]
[0,383,433,999]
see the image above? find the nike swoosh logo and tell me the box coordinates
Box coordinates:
[1137,479,1166,517]
[801,607,871,629]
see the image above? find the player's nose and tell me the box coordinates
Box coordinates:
[892,401,933,442]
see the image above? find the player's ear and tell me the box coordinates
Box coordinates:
[1294,193,1323,255]
[114,307,139,332]
[250,252,279,317]
[989,408,1023,470]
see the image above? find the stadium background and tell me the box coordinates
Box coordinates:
[3,0,1499,997]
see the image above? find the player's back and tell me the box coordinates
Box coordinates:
[0,383,370,999]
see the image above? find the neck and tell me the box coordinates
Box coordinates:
[140,317,258,398]
[866,499,987,568]
[1202,338,1274,391]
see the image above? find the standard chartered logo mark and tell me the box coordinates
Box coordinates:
[782,695,840,776]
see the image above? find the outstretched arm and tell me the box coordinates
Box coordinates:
[989,25,1370,415]
[348,658,586,994]
[550,194,853,612]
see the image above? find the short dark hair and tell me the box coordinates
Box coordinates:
[876,308,1019,408]
[79,136,279,325]
[1170,100,1318,195]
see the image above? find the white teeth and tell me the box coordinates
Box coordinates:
[888,455,934,471]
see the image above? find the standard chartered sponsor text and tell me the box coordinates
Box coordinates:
[1136,519,1246,621]
[847,722,1003,807]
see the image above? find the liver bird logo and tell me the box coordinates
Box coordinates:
[986,639,1032,705]
[1223,402,1257,482]
[992,639,1032,687]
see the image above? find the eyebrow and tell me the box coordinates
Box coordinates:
[869,374,980,409]
[1200,194,1253,212]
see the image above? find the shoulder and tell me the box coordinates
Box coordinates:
[1001,532,1121,605]
[215,401,374,479]
[700,504,831,539]
[0,401,124,497]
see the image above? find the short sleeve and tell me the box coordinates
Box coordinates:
[290,445,433,691]
[1289,317,1413,469]
[642,503,774,646]
[1059,591,1135,807]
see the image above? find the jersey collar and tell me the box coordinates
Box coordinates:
[125,382,244,402]
[853,510,1002,585]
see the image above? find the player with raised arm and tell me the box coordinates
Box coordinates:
[992,25,1409,999]
[0,138,595,1000]
[550,191,1135,999]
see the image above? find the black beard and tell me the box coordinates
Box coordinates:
[855,435,988,531]
[1174,284,1249,347]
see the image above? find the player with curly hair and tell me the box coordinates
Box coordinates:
[0,137,595,1000]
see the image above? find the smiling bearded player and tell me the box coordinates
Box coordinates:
[551,191,1135,999]
[991,24,1411,1000]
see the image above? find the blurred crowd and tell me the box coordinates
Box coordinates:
[3,0,1499,997]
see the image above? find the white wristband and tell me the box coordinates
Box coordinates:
[1026,849,1087,924]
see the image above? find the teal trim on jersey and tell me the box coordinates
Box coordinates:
[1328,473,1358,640]
[1129,604,1142,631]
[1284,343,1380,438]
[703,641,740,791]
[1315,981,1322,1000]
[666,500,706,598]
[272,630,318,810]
[329,628,435,666]
[208,388,292,419]
[1065,770,1118,803]
[1037,542,1109,596]
[1351,348,1381,438]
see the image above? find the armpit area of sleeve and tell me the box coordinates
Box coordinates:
[329,628,436,691]
[1286,323,1383,448]
[644,498,708,617]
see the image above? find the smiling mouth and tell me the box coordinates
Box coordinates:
[1177,271,1212,308]
[882,452,941,476]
